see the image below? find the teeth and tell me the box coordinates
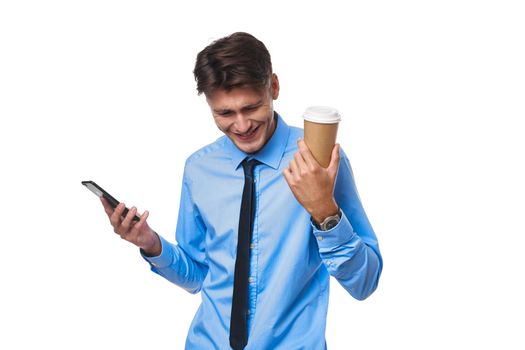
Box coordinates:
[240,128,256,137]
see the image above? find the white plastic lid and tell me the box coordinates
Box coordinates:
[302,106,341,124]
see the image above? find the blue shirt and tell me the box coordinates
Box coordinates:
[143,114,382,349]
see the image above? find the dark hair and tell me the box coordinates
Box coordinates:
[193,32,273,95]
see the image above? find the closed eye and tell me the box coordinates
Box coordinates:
[242,103,262,113]
[214,101,263,117]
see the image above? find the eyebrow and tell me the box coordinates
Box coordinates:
[213,100,263,114]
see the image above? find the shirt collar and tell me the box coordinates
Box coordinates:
[226,112,291,170]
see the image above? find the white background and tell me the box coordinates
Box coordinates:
[1,1,524,349]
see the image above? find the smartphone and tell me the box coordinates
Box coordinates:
[82,180,140,221]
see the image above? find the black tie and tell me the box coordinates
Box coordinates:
[230,158,260,350]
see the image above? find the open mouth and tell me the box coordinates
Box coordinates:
[235,125,260,142]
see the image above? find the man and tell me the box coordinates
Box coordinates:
[101,32,382,349]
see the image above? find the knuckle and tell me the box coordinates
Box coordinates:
[110,211,120,221]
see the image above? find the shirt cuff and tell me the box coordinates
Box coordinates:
[311,210,355,248]
[140,234,173,269]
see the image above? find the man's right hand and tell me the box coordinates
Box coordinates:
[101,197,162,257]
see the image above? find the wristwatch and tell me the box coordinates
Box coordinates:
[315,209,342,231]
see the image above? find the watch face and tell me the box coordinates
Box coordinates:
[325,219,339,230]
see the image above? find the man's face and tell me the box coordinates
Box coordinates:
[206,74,280,154]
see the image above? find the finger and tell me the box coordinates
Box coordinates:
[128,210,149,242]
[120,206,138,232]
[289,158,300,180]
[282,167,293,185]
[138,210,149,227]
[328,143,341,173]
[132,210,149,232]
[297,139,318,168]
[293,149,308,171]
[110,203,125,227]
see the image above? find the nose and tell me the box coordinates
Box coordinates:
[234,113,251,134]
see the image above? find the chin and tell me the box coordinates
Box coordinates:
[237,144,260,154]
[234,140,263,154]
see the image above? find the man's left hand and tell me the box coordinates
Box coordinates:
[283,139,341,224]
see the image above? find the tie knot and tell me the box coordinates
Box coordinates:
[241,158,260,177]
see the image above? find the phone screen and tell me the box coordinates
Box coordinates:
[82,180,140,221]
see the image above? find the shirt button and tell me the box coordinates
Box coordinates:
[250,243,255,249]
[249,277,255,283]
[317,235,324,241]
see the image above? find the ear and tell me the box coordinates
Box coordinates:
[270,73,280,100]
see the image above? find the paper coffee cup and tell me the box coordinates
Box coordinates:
[303,106,341,168]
